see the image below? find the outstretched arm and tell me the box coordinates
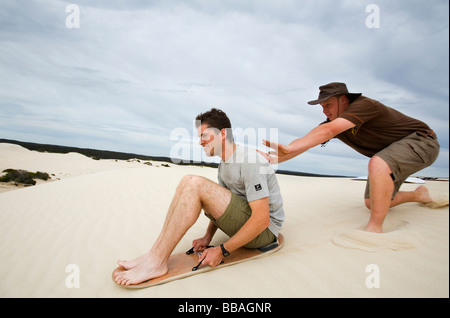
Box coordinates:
[258,118,355,164]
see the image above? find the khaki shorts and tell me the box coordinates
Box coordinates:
[365,132,440,199]
[205,193,276,249]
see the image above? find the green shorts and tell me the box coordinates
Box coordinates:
[205,193,276,249]
[365,131,440,199]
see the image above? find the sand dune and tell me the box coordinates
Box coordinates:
[0,143,448,297]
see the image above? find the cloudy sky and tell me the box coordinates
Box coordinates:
[0,0,448,177]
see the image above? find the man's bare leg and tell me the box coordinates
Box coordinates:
[365,156,396,233]
[365,186,433,210]
[364,156,434,233]
[117,175,193,270]
[390,185,433,207]
[114,175,231,285]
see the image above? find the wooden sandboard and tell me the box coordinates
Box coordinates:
[112,233,284,289]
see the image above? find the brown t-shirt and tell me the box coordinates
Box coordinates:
[327,96,433,157]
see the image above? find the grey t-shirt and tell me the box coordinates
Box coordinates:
[217,145,285,237]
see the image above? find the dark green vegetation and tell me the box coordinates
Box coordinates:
[0,169,50,185]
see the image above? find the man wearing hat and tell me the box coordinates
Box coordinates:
[258,82,440,233]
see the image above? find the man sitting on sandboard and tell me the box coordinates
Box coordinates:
[114,108,285,286]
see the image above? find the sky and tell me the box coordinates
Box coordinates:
[0,0,448,177]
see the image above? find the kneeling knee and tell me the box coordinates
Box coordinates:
[368,156,391,175]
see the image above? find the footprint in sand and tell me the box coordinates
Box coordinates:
[332,219,424,252]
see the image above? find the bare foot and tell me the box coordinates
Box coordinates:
[415,185,449,208]
[114,256,168,286]
[117,252,150,270]
[415,185,433,204]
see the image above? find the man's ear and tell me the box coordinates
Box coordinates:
[221,128,228,141]
[339,94,350,106]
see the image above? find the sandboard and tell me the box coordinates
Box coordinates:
[112,233,284,289]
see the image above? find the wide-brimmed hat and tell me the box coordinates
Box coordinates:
[308,82,361,105]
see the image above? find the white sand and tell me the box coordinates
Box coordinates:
[0,143,448,297]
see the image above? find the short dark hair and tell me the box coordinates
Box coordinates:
[195,108,234,142]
